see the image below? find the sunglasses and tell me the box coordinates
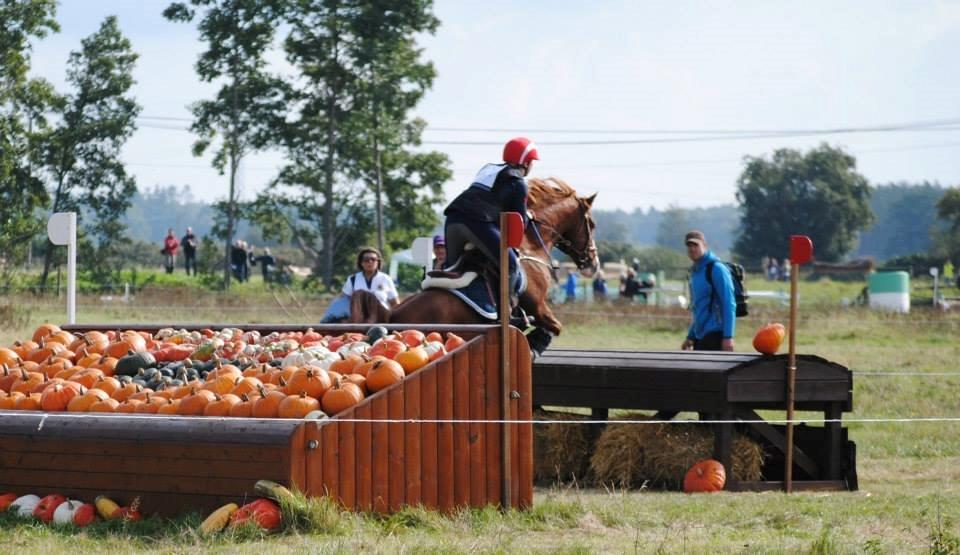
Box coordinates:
[362,256,379,262]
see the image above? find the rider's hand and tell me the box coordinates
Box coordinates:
[721,338,735,352]
[681,338,694,351]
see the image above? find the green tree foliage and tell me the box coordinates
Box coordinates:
[654,205,691,251]
[39,16,141,290]
[163,0,288,288]
[856,182,947,261]
[252,0,450,288]
[934,187,960,263]
[595,205,739,256]
[0,0,58,279]
[733,144,873,263]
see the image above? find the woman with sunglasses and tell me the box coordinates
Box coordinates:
[320,247,399,323]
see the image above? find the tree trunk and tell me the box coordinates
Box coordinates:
[374,118,384,255]
[223,150,237,289]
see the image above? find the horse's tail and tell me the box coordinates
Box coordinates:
[348,290,391,324]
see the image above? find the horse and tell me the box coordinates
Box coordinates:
[349,177,599,355]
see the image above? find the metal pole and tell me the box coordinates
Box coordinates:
[67,213,76,324]
[499,212,512,509]
[785,261,799,492]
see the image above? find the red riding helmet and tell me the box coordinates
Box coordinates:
[503,137,540,166]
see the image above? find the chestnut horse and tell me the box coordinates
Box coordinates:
[349,177,599,354]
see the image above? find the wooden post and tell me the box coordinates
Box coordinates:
[785,235,812,494]
[785,262,798,493]
[499,212,512,509]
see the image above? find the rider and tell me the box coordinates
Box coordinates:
[442,137,538,301]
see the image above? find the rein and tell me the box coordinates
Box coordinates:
[529,200,596,271]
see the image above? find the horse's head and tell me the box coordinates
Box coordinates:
[527,178,600,277]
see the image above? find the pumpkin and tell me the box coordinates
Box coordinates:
[0,364,20,392]
[230,376,263,397]
[0,492,19,512]
[252,386,287,418]
[353,355,385,378]
[683,459,726,493]
[395,347,429,375]
[32,323,61,343]
[72,503,97,526]
[203,393,241,416]
[114,350,157,376]
[753,323,786,355]
[40,381,84,412]
[363,326,389,345]
[368,338,406,360]
[52,499,84,525]
[284,367,332,399]
[116,399,144,413]
[202,374,239,396]
[68,388,111,412]
[14,393,42,411]
[112,382,143,402]
[229,393,256,417]
[91,375,121,396]
[205,359,242,381]
[423,341,446,363]
[0,391,24,409]
[11,369,44,394]
[229,498,281,530]
[157,398,181,414]
[444,333,466,352]
[343,373,368,394]
[91,356,118,376]
[70,368,105,389]
[278,391,320,419]
[424,331,443,343]
[328,353,363,376]
[11,494,41,517]
[12,340,39,360]
[321,378,364,415]
[135,394,166,414]
[179,388,217,415]
[398,329,425,348]
[45,330,76,347]
[33,493,67,522]
[0,348,21,367]
[89,397,120,413]
[366,359,405,393]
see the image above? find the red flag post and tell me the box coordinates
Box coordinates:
[785,235,813,493]
[499,211,523,508]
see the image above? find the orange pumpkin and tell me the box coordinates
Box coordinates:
[353,355,385,378]
[0,348,21,367]
[11,369,45,394]
[395,347,429,375]
[328,353,363,376]
[112,382,143,402]
[91,376,121,397]
[752,323,786,355]
[278,392,320,418]
[40,381,84,411]
[683,459,726,493]
[202,374,238,396]
[70,368,105,389]
[424,331,443,343]
[369,338,406,360]
[343,373,368,395]
[284,367,332,399]
[157,398,181,414]
[116,399,143,413]
[229,393,256,417]
[203,393,241,416]
[0,391,25,409]
[89,397,120,413]
[14,393,43,411]
[229,376,263,397]
[32,323,61,343]
[444,333,466,352]
[398,329,425,348]
[179,388,217,415]
[67,388,111,412]
[366,359,405,393]
[0,365,20,392]
[251,386,287,418]
[135,394,166,414]
[11,340,39,360]
[321,378,364,415]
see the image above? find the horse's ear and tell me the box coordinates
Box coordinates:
[585,193,597,206]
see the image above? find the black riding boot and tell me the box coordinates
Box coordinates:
[525,326,554,358]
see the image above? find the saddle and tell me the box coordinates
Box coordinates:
[421,248,527,323]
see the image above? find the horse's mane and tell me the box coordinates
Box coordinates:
[526,177,577,208]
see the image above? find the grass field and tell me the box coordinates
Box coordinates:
[1,280,959,553]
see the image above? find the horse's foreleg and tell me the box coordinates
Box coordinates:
[519,295,561,356]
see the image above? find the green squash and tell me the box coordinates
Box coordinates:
[115,350,157,376]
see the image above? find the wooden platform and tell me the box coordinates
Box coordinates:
[532,349,857,490]
[0,324,533,515]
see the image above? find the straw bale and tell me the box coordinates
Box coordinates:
[532,409,593,484]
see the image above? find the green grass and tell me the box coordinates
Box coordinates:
[2,279,960,552]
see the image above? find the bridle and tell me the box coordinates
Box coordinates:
[526,198,597,272]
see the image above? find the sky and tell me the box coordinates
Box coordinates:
[28,1,960,212]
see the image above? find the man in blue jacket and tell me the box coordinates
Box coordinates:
[681,230,736,351]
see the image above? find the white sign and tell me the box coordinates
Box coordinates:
[930,267,939,277]
[47,213,77,324]
[411,237,433,268]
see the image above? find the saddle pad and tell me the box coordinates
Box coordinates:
[421,271,478,290]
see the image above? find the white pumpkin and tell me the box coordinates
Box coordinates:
[281,346,329,368]
[11,494,40,518]
[312,353,342,371]
[52,499,84,525]
[337,341,370,356]
[423,341,446,362]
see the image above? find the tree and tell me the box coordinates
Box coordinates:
[0,0,58,281]
[856,182,946,260]
[934,187,960,262]
[655,205,691,252]
[163,0,288,288]
[255,0,450,287]
[39,16,141,290]
[733,144,873,263]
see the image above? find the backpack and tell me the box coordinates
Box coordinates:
[705,260,749,318]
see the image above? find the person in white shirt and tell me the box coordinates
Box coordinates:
[342,247,400,309]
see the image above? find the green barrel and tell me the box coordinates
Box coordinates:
[868,271,910,312]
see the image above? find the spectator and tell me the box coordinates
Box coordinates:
[681,230,735,352]
[181,227,198,276]
[432,234,446,271]
[162,228,179,274]
[230,240,248,282]
[564,268,578,303]
[320,247,399,323]
[592,269,608,301]
[631,257,641,274]
[252,247,276,283]
[767,258,780,281]
[944,260,955,286]
[638,271,657,303]
[619,268,641,300]
[781,259,791,282]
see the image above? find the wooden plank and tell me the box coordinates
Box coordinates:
[485,330,502,506]
[404,373,422,506]
[304,421,324,497]
[825,402,843,480]
[388,386,405,512]
[420,365,438,509]
[514,329,533,509]
[0,436,285,463]
[354,403,373,511]
[453,349,471,508]
[436,357,455,512]
[712,409,733,489]
[537,349,756,363]
[468,336,487,507]
[734,408,821,478]
[534,361,738,379]
[338,415,356,510]
[321,422,339,503]
[533,385,729,412]
[0,451,284,480]
[287,425,307,492]
[371,393,389,513]
[1,468,262,497]
[728,380,851,403]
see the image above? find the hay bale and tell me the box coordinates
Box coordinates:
[533,409,593,485]
[589,413,765,489]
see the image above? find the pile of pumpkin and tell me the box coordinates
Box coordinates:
[0,324,467,418]
[0,492,139,527]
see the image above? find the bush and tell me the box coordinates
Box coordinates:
[881,253,948,277]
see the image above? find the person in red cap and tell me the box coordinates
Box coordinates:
[442,137,538,297]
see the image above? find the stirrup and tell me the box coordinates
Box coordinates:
[509,306,531,329]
